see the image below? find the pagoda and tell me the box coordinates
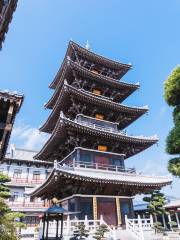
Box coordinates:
[30,41,172,226]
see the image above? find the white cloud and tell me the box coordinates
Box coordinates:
[10,121,49,151]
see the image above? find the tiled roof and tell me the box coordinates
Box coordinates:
[55,166,172,186]
[6,146,37,161]
[28,165,172,198]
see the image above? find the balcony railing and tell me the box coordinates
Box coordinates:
[70,161,136,174]
[10,177,45,185]
[6,201,49,208]
[75,118,126,135]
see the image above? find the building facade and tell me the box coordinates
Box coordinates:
[0,0,18,49]
[0,145,53,227]
[0,90,23,160]
[29,41,172,226]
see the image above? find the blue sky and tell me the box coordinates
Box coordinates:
[0,0,179,197]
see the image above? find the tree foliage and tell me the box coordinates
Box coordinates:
[72,223,89,240]
[93,224,109,240]
[168,157,180,177]
[0,173,10,199]
[164,66,180,106]
[164,66,180,176]
[173,106,180,124]
[166,125,180,154]
[0,173,25,240]
[143,190,167,216]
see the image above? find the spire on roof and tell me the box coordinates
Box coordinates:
[85,40,90,50]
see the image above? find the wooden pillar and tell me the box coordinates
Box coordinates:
[93,196,97,220]
[42,214,45,240]
[46,214,49,239]
[60,215,63,239]
[56,219,59,239]
[116,197,122,226]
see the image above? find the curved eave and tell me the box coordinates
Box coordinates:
[28,167,172,199]
[46,60,139,109]
[0,90,24,112]
[35,115,158,160]
[0,0,18,49]
[49,41,132,89]
[41,84,148,133]
[71,41,132,69]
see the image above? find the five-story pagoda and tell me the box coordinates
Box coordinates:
[30,41,172,226]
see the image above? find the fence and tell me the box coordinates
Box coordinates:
[39,215,116,240]
[125,215,154,240]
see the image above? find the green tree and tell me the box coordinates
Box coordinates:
[72,223,89,239]
[164,66,180,106]
[93,224,109,240]
[164,66,180,176]
[0,173,25,240]
[143,190,167,220]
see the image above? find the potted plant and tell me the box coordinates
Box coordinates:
[71,223,89,240]
[153,221,163,233]
[169,221,178,232]
[93,224,109,240]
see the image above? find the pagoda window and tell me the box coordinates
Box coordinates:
[79,197,93,220]
[13,169,22,179]
[33,171,40,180]
[61,200,68,210]
[98,145,107,152]
[69,198,76,212]
[111,158,125,167]
[94,155,110,166]
[92,89,101,95]
[121,201,130,215]
[80,153,91,163]
[95,114,104,120]
[120,200,132,224]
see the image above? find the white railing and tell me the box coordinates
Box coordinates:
[39,215,116,240]
[73,161,135,174]
[75,118,126,135]
[125,215,154,240]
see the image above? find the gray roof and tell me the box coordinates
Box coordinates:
[6,145,37,161]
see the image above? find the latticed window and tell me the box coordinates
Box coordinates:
[13,169,22,178]
[81,153,91,163]
[33,171,40,180]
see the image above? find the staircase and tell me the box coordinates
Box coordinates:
[125,215,154,240]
